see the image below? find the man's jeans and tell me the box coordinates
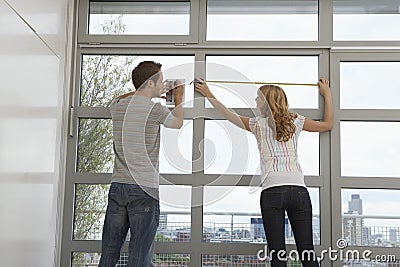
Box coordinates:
[99,183,159,267]
[260,185,319,267]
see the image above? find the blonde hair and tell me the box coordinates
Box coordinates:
[258,85,297,142]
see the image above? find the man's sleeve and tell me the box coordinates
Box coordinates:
[153,103,175,125]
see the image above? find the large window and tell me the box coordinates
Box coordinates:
[62,1,400,266]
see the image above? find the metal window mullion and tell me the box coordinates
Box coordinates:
[333,41,400,48]
[318,49,332,267]
[331,51,400,61]
[204,48,325,56]
[330,51,343,267]
[198,0,207,45]
[77,0,90,43]
[190,50,206,267]
[189,0,200,44]
[338,177,400,190]
[319,0,333,47]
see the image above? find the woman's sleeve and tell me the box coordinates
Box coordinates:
[295,113,306,132]
[249,117,258,134]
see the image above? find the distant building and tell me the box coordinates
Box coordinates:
[343,194,364,245]
[348,194,362,215]
[389,229,398,242]
[250,218,265,240]
[285,218,294,239]
[159,214,167,230]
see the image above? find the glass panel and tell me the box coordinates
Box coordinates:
[72,252,190,267]
[158,185,191,242]
[342,260,400,267]
[73,184,109,240]
[204,120,260,175]
[340,62,400,109]
[73,184,191,241]
[341,189,400,247]
[202,255,270,266]
[77,119,113,173]
[77,119,193,174]
[341,122,400,178]
[207,0,318,41]
[206,56,319,109]
[203,186,320,245]
[204,121,319,176]
[334,0,400,40]
[89,1,190,35]
[160,120,193,174]
[80,55,195,107]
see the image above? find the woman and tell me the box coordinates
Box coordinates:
[195,78,333,267]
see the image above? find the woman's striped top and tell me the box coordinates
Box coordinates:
[249,114,306,190]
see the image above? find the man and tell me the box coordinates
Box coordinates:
[99,61,184,266]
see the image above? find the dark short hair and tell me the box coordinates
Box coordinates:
[131,61,162,90]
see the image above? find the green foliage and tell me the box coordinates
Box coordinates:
[77,119,113,173]
[73,184,109,240]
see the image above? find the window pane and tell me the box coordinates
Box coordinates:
[77,119,113,173]
[89,1,190,35]
[72,252,190,267]
[203,186,320,245]
[340,62,400,109]
[73,184,108,240]
[80,55,195,107]
[204,120,260,175]
[334,0,400,40]
[342,260,400,267]
[341,122,400,178]
[342,189,400,247]
[204,121,319,176]
[158,185,191,242]
[77,119,193,174]
[206,56,319,109]
[202,255,268,266]
[160,120,193,174]
[207,0,318,41]
[73,184,191,242]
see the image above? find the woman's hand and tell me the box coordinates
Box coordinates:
[194,79,213,98]
[318,78,331,97]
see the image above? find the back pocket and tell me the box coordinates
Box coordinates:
[261,190,284,209]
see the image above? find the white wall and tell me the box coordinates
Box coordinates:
[0,0,69,266]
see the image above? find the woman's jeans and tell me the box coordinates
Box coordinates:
[99,183,159,267]
[260,185,319,267]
